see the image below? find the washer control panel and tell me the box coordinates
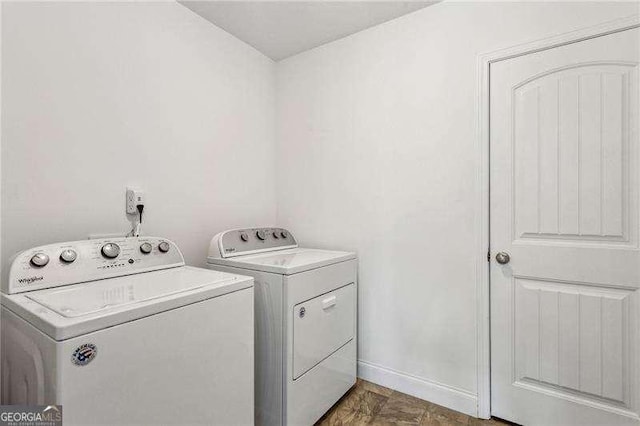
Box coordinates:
[7,237,184,294]
[217,228,297,258]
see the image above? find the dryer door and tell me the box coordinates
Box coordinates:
[293,283,355,379]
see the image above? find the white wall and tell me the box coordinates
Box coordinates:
[1,2,276,277]
[276,1,640,415]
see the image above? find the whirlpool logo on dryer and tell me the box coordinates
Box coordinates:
[17,276,43,284]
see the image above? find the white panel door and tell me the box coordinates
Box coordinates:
[490,27,640,426]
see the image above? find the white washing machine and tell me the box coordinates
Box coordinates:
[207,228,357,426]
[2,236,254,426]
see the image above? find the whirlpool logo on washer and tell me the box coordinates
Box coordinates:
[17,276,43,284]
[71,343,97,366]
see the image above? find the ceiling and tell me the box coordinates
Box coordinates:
[179,1,437,61]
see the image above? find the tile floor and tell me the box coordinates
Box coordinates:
[316,379,512,426]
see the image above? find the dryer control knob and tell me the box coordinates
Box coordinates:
[101,243,120,259]
[158,241,170,253]
[30,253,50,267]
[272,232,279,239]
[256,230,266,241]
[140,243,152,254]
[280,231,288,239]
[240,233,249,242]
[60,249,77,263]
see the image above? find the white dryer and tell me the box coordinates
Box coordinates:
[2,236,254,426]
[207,228,357,426]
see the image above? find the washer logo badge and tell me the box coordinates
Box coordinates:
[71,343,97,366]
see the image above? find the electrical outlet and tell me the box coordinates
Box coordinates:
[126,188,145,214]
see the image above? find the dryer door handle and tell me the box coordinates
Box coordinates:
[322,296,337,311]
[322,296,337,310]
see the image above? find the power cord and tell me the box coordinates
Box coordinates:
[134,204,144,237]
[127,204,145,237]
[137,204,144,225]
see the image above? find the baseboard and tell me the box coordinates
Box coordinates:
[357,360,478,418]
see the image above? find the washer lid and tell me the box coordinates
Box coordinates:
[208,248,356,275]
[27,266,231,318]
[1,266,253,340]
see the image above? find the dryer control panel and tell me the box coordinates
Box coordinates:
[210,228,298,258]
[6,237,184,294]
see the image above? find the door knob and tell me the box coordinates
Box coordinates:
[496,252,511,264]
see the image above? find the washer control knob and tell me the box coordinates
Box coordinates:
[240,233,249,242]
[59,249,77,263]
[101,243,120,259]
[30,253,50,267]
[272,231,279,239]
[140,243,153,254]
[256,230,266,241]
[280,231,288,239]
[158,241,170,253]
